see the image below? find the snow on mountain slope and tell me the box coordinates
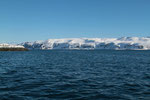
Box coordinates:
[21,37,150,50]
[0,43,25,48]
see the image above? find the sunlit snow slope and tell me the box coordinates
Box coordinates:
[21,37,150,50]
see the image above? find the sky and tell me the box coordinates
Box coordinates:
[0,0,150,43]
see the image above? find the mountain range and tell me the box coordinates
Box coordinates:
[19,37,150,50]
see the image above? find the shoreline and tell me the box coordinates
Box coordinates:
[0,48,28,51]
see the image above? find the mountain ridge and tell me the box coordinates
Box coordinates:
[20,37,150,50]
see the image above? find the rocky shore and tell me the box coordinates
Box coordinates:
[0,44,28,51]
[0,48,28,51]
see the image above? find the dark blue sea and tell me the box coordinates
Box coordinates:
[0,50,150,100]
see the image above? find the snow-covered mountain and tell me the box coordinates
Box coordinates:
[20,37,150,50]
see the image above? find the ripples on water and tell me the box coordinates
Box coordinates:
[0,50,150,100]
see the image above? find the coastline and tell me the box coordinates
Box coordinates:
[0,48,28,51]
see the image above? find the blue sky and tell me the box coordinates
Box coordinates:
[0,0,150,43]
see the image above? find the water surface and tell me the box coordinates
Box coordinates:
[0,50,150,100]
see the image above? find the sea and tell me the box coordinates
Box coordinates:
[0,50,150,100]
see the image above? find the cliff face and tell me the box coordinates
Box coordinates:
[21,37,150,50]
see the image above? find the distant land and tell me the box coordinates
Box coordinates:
[0,44,28,51]
[1,37,150,51]
[20,37,150,50]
